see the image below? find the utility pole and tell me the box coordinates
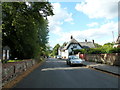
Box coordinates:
[118,28,120,43]
[112,31,115,44]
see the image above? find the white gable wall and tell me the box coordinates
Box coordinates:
[58,44,82,59]
[58,49,61,56]
[68,43,82,53]
[61,50,69,59]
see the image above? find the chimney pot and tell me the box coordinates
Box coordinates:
[71,35,73,39]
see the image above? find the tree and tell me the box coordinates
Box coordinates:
[44,44,53,57]
[52,44,60,56]
[94,43,102,48]
[103,42,114,46]
[2,2,54,59]
[101,42,114,53]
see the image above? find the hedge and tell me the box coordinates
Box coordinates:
[73,47,120,54]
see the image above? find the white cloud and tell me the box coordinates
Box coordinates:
[64,13,73,22]
[55,21,118,45]
[87,22,99,27]
[52,26,62,34]
[48,3,74,34]
[75,0,118,19]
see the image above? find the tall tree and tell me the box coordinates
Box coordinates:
[52,44,60,56]
[2,2,54,59]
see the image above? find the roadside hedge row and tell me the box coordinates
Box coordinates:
[74,47,120,54]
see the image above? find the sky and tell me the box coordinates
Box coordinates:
[47,0,119,48]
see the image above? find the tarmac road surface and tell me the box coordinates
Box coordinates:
[14,58,119,88]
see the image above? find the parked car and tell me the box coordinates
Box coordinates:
[66,55,84,66]
[56,55,61,59]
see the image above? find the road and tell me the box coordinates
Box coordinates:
[14,58,119,88]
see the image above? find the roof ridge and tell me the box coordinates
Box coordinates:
[70,38,79,43]
[79,42,93,43]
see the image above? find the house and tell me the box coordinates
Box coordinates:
[58,36,95,59]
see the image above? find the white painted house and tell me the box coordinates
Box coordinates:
[58,36,95,59]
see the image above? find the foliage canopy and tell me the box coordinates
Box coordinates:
[2,2,54,59]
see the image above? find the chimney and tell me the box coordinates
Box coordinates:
[71,35,73,39]
[92,40,94,43]
[85,39,87,42]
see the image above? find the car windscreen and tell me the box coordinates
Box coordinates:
[73,57,79,59]
[69,56,79,59]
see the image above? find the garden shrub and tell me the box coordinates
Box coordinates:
[109,47,120,53]
[74,47,120,54]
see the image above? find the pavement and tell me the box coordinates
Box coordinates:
[82,60,120,76]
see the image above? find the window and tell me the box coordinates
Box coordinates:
[73,46,77,48]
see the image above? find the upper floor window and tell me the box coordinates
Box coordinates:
[73,46,77,48]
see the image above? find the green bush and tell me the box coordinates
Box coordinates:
[87,48,106,54]
[109,48,120,53]
[73,47,120,54]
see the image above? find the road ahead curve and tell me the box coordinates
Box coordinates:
[14,58,119,88]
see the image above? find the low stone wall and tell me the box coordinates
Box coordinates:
[2,59,36,86]
[82,53,120,66]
